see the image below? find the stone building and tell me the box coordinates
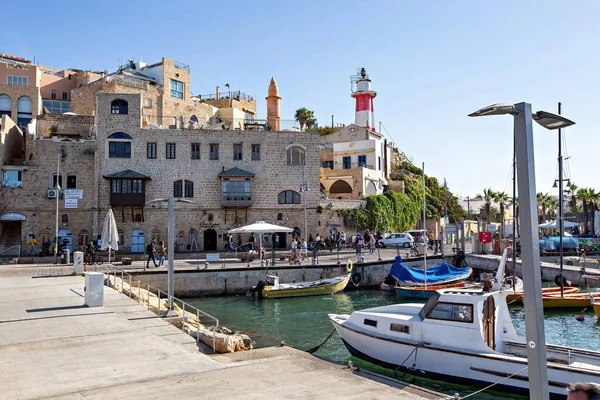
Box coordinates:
[319,124,392,200]
[93,92,320,252]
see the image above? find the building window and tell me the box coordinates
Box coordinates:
[135,214,142,223]
[166,143,176,159]
[50,172,63,189]
[110,179,143,194]
[321,161,333,169]
[66,174,76,189]
[174,180,193,197]
[191,143,200,160]
[78,230,89,248]
[7,76,28,86]
[277,213,283,221]
[145,98,152,107]
[209,144,219,160]
[51,90,56,99]
[233,144,243,160]
[222,179,252,203]
[378,156,381,171]
[147,143,157,159]
[343,156,351,169]
[358,155,367,167]
[207,213,213,222]
[62,214,69,225]
[42,100,70,114]
[251,144,260,161]
[170,79,184,99]
[111,99,128,114]
[286,147,305,165]
[2,170,22,188]
[278,190,301,204]
[0,94,11,118]
[109,142,131,158]
[62,92,68,100]
[17,96,32,127]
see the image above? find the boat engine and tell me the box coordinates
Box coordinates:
[250,279,271,298]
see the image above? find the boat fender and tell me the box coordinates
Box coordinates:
[346,259,353,273]
[352,272,361,286]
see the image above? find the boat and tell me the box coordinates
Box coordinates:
[329,261,600,397]
[593,301,600,319]
[521,292,596,309]
[394,281,479,299]
[250,273,350,299]
[505,285,579,303]
[388,256,472,286]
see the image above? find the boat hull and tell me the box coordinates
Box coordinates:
[261,274,350,299]
[331,317,597,398]
[521,293,593,308]
[506,286,580,303]
[395,282,477,299]
[594,302,600,319]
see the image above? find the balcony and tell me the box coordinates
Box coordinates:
[173,60,190,73]
[106,75,149,89]
[109,193,145,207]
[196,91,255,102]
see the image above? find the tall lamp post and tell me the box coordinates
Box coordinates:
[300,184,309,239]
[146,197,194,317]
[53,152,61,264]
[469,102,575,400]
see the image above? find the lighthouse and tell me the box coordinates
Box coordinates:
[350,68,377,131]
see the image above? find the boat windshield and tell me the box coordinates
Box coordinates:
[418,292,441,321]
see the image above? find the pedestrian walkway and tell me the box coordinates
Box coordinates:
[0,264,444,399]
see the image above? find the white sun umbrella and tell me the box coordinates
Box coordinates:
[228,221,293,263]
[100,209,119,264]
[538,219,580,229]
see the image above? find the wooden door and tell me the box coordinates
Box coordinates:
[482,297,496,350]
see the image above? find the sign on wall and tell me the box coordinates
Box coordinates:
[0,212,26,221]
[65,198,78,209]
[64,189,83,199]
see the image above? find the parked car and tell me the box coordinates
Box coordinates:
[378,233,414,248]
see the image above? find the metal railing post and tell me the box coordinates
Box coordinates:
[196,310,200,343]
[128,275,132,298]
[137,279,140,302]
[157,289,161,315]
[120,270,124,293]
[147,284,150,310]
[182,302,186,325]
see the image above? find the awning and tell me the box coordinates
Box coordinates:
[102,170,151,180]
[218,167,255,178]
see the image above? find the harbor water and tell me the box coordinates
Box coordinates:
[187,290,600,400]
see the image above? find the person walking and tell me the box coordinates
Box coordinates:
[301,237,308,262]
[437,231,443,253]
[369,234,376,254]
[145,239,158,269]
[228,234,234,251]
[274,233,279,249]
[340,231,346,248]
[28,235,37,256]
[157,241,167,267]
[248,233,255,249]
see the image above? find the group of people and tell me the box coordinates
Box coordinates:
[145,238,168,269]
[354,230,377,256]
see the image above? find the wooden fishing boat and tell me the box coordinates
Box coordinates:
[251,273,351,299]
[505,285,579,303]
[593,301,600,319]
[395,281,479,299]
[521,292,594,308]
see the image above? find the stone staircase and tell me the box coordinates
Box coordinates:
[0,240,21,263]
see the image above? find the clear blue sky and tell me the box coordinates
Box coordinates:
[6,0,598,198]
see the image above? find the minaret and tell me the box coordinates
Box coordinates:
[351,68,377,131]
[266,77,281,131]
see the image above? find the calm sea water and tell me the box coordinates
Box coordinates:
[186,290,600,400]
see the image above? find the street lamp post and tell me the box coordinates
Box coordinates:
[469,102,575,400]
[146,197,194,317]
[300,184,309,239]
[53,152,60,264]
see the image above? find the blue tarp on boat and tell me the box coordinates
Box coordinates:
[388,256,471,285]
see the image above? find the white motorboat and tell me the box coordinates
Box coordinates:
[329,255,600,397]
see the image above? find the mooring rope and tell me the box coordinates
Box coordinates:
[281,328,337,354]
[444,366,528,400]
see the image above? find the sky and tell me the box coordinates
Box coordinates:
[5,0,599,199]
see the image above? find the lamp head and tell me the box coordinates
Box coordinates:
[532,110,575,130]
[553,181,558,188]
[468,103,516,117]
[566,180,572,188]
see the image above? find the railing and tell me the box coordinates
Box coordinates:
[0,245,21,257]
[173,60,190,73]
[141,116,317,132]
[106,74,149,89]
[195,91,255,102]
[102,264,219,352]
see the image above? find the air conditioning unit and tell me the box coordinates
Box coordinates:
[48,189,57,198]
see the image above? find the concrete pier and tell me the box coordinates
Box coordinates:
[0,264,442,400]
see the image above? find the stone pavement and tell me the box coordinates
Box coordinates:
[0,264,444,400]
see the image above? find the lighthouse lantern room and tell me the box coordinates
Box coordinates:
[350,68,377,132]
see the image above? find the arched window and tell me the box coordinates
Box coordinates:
[174,180,193,197]
[207,213,214,222]
[330,180,353,194]
[286,147,305,166]
[277,213,283,221]
[111,99,128,114]
[278,190,301,204]
[17,96,32,127]
[135,213,142,223]
[118,229,125,246]
[107,132,132,158]
[49,172,64,189]
[0,94,11,118]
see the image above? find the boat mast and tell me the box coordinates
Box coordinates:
[558,102,564,297]
[422,162,427,289]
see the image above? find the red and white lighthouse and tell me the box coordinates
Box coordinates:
[351,68,377,131]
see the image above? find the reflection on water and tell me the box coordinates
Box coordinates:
[187,290,599,400]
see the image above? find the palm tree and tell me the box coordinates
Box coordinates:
[545,197,559,221]
[493,191,510,238]
[566,183,578,218]
[536,192,550,223]
[576,188,589,233]
[588,188,599,235]
[294,107,316,131]
[476,188,495,224]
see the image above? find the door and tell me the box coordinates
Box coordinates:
[204,229,217,251]
[482,296,496,350]
[279,232,287,248]
[58,229,73,253]
[131,229,145,253]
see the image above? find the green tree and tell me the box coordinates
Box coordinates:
[576,188,589,233]
[476,188,495,223]
[588,188,599,234]
[566,183,579,217]
[493,191,510,238]
[536,192,550,223]
[294,107,316,131]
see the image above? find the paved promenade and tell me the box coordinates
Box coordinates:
[0,264,443,400]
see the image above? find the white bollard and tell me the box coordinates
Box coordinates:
[73,251,84,275]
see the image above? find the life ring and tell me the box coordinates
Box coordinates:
[346,259,353,273]
[351,272,362,286]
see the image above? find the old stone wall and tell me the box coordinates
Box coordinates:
[0,115,24,165]
[36,114,95,138]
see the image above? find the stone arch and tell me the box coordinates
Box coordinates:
[366,181,377,196]
[329,180,353,194]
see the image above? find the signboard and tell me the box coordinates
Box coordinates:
[443,214,449,225]
[64,189,83,199]
[65,198,78,209]
[445,225,458,234]
[0,212,26,221]
[479,231,492,244]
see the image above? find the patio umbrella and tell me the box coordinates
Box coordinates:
[100,209,119,264]
[228,221,293,265]
[538,219,580,229]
